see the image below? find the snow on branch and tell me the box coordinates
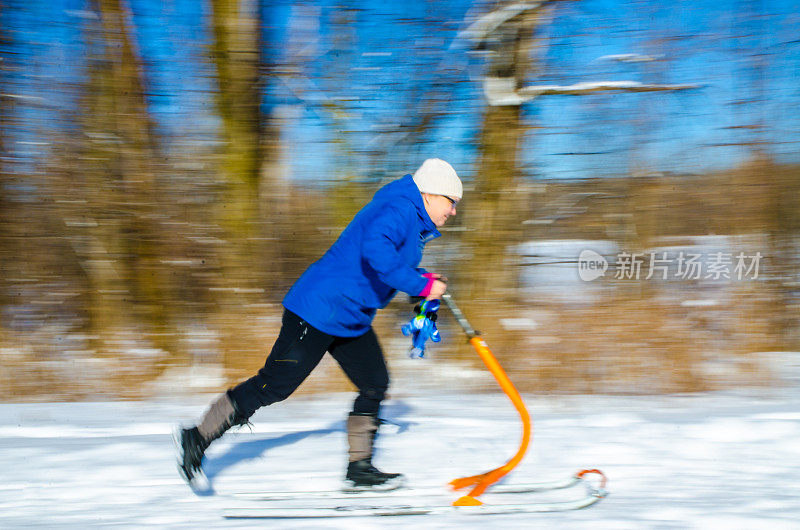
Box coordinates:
[484,77,702,106]
[459,1,546,46]
[519,80,702,96]
[595,54,661,63]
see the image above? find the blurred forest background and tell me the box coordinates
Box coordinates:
[1,0,799,401]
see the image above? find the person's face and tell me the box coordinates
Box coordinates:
[422,193,459,227]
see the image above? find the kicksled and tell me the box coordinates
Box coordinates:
[223,293,608,519]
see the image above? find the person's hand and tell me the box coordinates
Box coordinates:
[425,273,448,283]
[426,279,447,300]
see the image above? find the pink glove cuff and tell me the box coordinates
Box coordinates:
[418,273,437,297]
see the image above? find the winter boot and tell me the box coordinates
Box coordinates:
[344,412,404,491]
[176,391,249,485]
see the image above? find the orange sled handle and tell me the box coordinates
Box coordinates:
[441,295,532,506]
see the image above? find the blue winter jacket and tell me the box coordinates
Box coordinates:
[283,174,440,337]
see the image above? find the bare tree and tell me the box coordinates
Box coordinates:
[459,0,699,300]
[72,0,173,350]
[459,1,555,301]
[208,0,268,301]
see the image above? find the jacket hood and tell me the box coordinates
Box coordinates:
[373,174,440,239]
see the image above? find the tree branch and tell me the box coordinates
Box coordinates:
[484,76,702,106]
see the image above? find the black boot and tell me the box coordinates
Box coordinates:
[176,426,209,484]
[345,459,404,490]
[176,392,250,486]
[344,412,404,491]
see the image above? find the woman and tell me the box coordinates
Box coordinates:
[177,158,462,490]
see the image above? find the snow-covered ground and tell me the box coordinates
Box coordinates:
[2,384,800,528]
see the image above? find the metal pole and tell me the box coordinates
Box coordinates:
[441,293,478,339]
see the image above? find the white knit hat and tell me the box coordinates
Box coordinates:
[412,158,462,199]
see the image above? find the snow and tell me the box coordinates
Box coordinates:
[2,386,800,528]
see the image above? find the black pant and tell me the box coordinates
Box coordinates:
[228,309,389,419]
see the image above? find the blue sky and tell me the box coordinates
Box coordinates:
[3,0,799,183]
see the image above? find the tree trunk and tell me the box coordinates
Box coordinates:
[462,5,544,303]
[208,0,266,304]
[465,104,525,302]
[77,0,173,352]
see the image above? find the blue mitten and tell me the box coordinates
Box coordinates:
[401,299,441,358]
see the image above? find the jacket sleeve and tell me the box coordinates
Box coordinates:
[362,204,428,295]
